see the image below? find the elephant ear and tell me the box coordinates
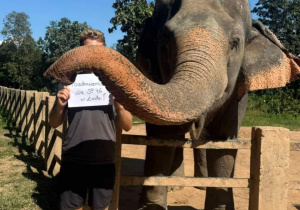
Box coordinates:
[136,17,158,81]
[238,20,300,96]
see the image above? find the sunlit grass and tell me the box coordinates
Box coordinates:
[242,109,300,131]
[0,113,58,210]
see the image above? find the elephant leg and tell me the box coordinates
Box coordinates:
[138,146,177,210]
[194,148,208,177]
[168,147,184,192]
[193,149,208,190]
[204,149,236,210]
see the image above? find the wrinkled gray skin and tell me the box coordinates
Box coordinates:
[135,0,298,210]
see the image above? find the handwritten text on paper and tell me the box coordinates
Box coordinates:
[68,74,111,108]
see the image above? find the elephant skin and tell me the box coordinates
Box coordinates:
[44,0,300,209]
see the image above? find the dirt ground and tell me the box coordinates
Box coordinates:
[119,125,300,210]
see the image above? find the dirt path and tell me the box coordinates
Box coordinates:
[120,125,300,210]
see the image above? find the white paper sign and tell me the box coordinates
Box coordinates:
[67,74,111,108]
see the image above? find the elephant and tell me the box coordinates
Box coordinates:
[44,0,300,209]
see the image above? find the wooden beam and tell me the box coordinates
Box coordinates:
[249,127,290,210]
[121,135,251,149]
[120,176,250,188]
[289,180,300,190]
[290,141,300,151]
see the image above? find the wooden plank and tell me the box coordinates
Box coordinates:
[45,96,56,171]
[6,88,11,111]
[120,176,250,188]
[40,100,47,106]
[9,89,15,116]
[121,134,251,149]
[34,92,44,154]
[249,127,290,210]
[290,141,300,151]
[19,90,26,131]
[54,129,64,139]
[289,180,300,190]
[25,91,36,141]
[15,90,21,125]
[109,128,123,210]
[46,96,63,176]
[54,154,61,165]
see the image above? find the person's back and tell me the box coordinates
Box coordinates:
[49,28,132,210]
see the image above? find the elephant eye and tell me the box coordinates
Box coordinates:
[230,38,240,50]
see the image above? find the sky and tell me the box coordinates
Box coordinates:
[0,0,259,47]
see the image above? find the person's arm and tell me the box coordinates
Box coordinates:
[49,86,71,128]
[114,100,132,132]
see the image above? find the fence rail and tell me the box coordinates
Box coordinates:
[0,86,299,210]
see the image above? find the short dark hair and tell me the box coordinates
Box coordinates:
[80,28,106,46]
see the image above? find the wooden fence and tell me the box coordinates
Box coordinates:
[0,86,299,210]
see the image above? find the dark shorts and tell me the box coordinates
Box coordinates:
[57,161,115,210]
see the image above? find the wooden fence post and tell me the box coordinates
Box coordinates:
[109,128,122,210]
[249,127,290,210]
[0,86,5,106]
[6,88,10,112]
[1,87,7,108]
[45,96,54,171]
[10,89,16,117]
[19,90,26,132]
[45,95,63,176]
[15,90,21,126]
[34,92,49,157]
[25,91,36,142]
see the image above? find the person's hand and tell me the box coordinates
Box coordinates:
[110,94,124,111]
[57,86,70,108]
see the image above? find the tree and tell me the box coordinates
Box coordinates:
[0,41,17,87]
[38,18,89,91]
[0,11,42,90]
[252,0,300,55]
[109,0,154,62]
[38,18,89,65]
[1,11,32,46]
[252,0,300,115]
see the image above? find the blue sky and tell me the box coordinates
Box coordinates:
[0,0,259,47]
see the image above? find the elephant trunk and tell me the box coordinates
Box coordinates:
[44,28,228,125]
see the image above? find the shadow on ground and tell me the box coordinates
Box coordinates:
[4,123,59,210]
[168,206,200,210]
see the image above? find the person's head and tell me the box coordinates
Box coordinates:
[79,28,106,46]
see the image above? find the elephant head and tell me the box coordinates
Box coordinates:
[44,0,300,126]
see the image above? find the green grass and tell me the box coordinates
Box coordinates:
[0,114,58,210]
[132,110,300,131]
[132,109,300,131]
[133,115,145,124]
[242,109,300,131]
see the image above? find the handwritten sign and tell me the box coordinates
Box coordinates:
[67,74,111,108]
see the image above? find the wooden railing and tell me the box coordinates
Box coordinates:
[0,86,299,210]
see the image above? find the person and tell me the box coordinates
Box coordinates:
[49,28,132,210]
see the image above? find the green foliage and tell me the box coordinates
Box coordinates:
[38,18,89,65]
[247,90,300,116]
[252,0,300,116]
[37,18,89,91]
[0,12,43,90]
[1,11,32,46]
[109,0,154,62]
[252,0,300,55]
